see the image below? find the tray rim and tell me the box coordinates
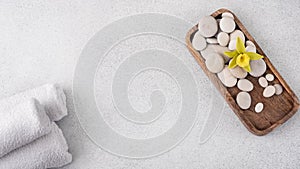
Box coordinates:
[185,8,300,136]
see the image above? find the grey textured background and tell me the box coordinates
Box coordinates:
[0,0,300,168]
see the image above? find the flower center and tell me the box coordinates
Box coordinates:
[236,54,250,67]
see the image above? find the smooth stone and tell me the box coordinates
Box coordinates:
[205,53,225,73]
[229,66,247,78]
[263,85,276,98]
[222,12,234,19]
[230,30,245,42]
[217,32,229,47]
[255,102,264,113]
[217,66,237,87]
[258,77,268,88]
[266,73,274,81]
[192,31,207,51]
[198,16,218,37]
[220,17,236,33]
[274,84,283,95]
[200,44,231,62]
[206,38,218,44]
[228,39,237,50]
[236,91,251,109]
[237,79,253,92]
[249,59,266,77]
[246,40,255,47]
[246,46,256,53]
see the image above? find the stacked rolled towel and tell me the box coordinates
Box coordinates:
[0,84,67,121]
[0,98,51,157]
[0,123,72,169]
[0,84,72,168]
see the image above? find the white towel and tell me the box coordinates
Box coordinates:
[0,123,72,169]
[0,84,68,121]
[0,98,51,158]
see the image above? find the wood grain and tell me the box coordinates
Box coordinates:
[186,8,300,136]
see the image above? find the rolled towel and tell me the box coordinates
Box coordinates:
[0,98,51,158]
[0,123,72,169]
[0,84,67,121]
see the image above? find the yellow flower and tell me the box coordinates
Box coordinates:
[224,37,264,72]
[236,54,250,67]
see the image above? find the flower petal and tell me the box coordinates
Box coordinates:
[243,64,251,72]
[236,37,245,54]
[245,52,264,60]
[228,57,237,69]
[224,50,238,58]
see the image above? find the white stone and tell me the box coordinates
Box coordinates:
[205,53,225,73]
[222,12,234,19]
[206,38,218,44]
[246,40,255,47]
[258,77,268,88]
[236,92,251,109]
[217,32,229,47]
[230,30,245,42]
[192,31,207,51]
[219,17,236,33]
[274,84,283,95]
[198,16,218,37]
[228,39,237,50]
[249,59,266,77]
[237,79,253,92]
[246,46,256,53]
[263,85,276,98]
[200,44,231,62]
[217,66,237,87]
[229,66,247,78]
[265,74,274,81]
[255,102,264,113]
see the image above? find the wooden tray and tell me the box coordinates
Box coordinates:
[186,8,300,136]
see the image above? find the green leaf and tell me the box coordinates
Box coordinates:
[245,52,264,60]
[243,64,251,72]
[236,37,246,54]
[224,50,238,58]
[228,57,237,69]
